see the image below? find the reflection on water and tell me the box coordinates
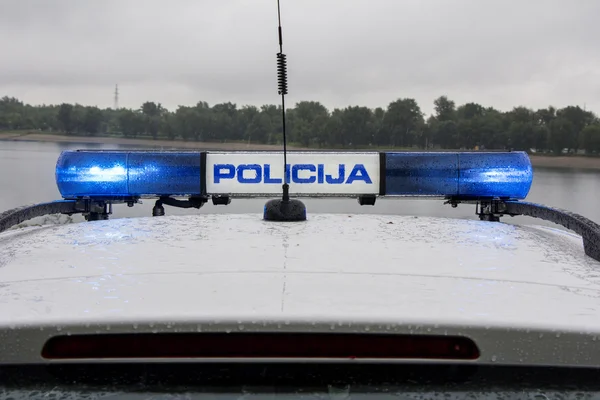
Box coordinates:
[1,140,599,227]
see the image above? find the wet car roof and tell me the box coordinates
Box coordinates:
[0,213,598,331]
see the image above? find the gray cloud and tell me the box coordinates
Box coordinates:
[0,0,599,115]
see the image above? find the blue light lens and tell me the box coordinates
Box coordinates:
[128,152,201,196]
[385,152,532,199]
[56,151,202,199]
[385,153,459,196]
[457,152,532,199]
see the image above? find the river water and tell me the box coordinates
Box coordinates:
[1,140,599,227]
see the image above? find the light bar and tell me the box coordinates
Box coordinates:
[55,150,533,200]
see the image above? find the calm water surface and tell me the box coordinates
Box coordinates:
[1,140,599,227]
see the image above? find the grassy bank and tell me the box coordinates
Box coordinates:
[2,131,600,171]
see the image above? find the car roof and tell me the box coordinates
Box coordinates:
[0,212,598,328]
[2,213,600,366]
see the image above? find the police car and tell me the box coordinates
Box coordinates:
[1,149,600,399]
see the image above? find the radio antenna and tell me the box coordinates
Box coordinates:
[263,0,307,222]
[276,0,289,200]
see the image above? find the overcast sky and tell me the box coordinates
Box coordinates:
[0,0,598,115]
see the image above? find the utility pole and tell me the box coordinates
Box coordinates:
[114,84,119,110]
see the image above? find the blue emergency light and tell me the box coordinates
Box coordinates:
[55,151,202,198]
[385,152,532,199]
[55,150,533,200]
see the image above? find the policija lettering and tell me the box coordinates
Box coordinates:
[213,164,373,184]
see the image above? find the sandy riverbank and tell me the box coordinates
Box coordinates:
[2,132,600,171]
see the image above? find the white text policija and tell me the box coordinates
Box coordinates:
[213,163,373,184]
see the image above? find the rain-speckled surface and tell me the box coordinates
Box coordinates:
[2,213,600,365]
[1,212,598,325]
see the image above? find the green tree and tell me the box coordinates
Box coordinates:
[82,107,104,135]
[324,109,343,147]
[339,106,375,147]
[548,117,574,155]
[239,105,259,143]
[162,113,176,140]
[556,106,595,152]
[173,106,196,141]
[57,103,74,134]
[211,102,238,141]
[289,101,329,146]
[140,101,163,139]
[260,104,282,144]
[580,124,600,154]
[505,107,536,151]
[118,109,144,138]
[383,98,424,148]
[246,113,272,144]
[433,96,456,121]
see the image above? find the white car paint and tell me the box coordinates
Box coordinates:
[0,213,599,366]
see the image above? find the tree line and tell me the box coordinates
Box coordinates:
[1,95,600,155]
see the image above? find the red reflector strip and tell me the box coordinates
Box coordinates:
[42,333,480,360]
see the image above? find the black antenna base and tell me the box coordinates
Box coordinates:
[263,197,307,222]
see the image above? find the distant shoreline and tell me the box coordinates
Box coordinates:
[2,131,600,171]
[0,132,307,151]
